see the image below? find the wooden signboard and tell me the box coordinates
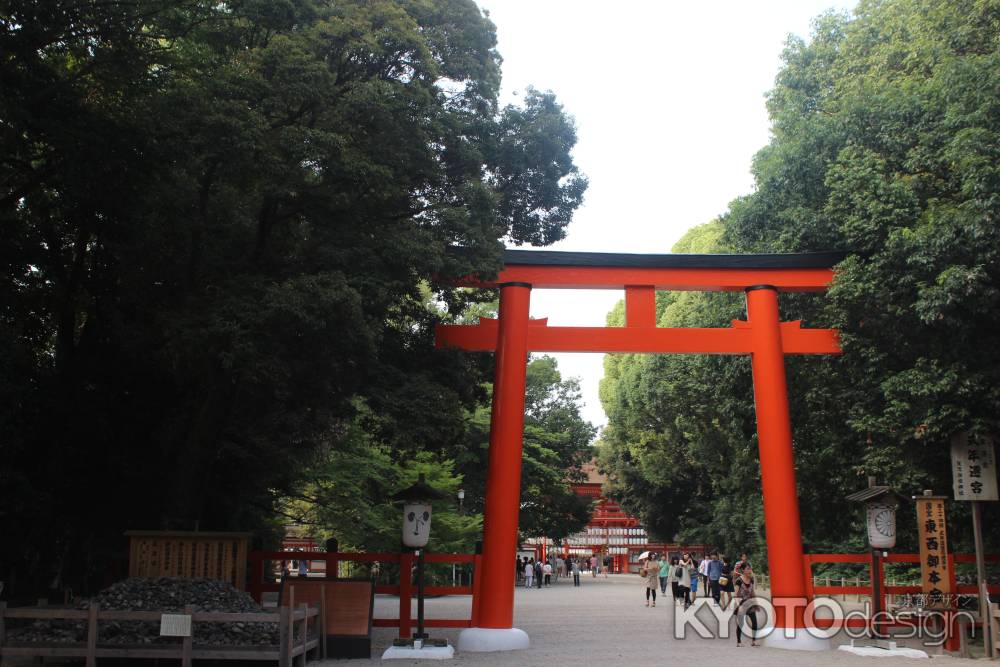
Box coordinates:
[283,579,373,659]
[915,496,952,608]
[125,531,250,589]
[951,432,999,501]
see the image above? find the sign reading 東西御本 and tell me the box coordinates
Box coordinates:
[951,432,998,501]
[915,496,952,608]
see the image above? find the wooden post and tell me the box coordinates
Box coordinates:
[278,605,290,667]
[972,501,993,658]
[989,602,1000,656]
[298,603,308,666]
[399,552,413,638]
[470,554,482,627]
[319,590,328,660]
[250,552,264,603]
[86,602,98,667]
[181,605,193,667]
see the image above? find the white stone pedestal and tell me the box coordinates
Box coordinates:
[382,641,455,660]
[456,627,530,652]
[761,627,831,651]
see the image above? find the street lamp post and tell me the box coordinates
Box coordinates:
[383,473,453,660]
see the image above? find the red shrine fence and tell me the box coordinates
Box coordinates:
[248,550,481,638]
[242,548,998,649]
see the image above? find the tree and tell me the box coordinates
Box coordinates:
[597,0,1000,563]
[454,355,596,544]
[0,0,586,596]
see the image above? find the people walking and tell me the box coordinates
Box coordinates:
[524,558,534,588]
[735,563,759,647]
[735,552,751,572]
[697,554,710,597]
[543,560,553,586]
[640,554,659,607]
[707,551,723,605]
[668,556,682,604]
[590,554,597,577]
[677,552,696,609]
[571,558,581,586]
[658,553,670,594]
[720,555,734,608]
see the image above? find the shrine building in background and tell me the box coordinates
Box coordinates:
[523,461,708,572]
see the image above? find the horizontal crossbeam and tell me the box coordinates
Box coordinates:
[457,266,836,291]
[436,318,841,355]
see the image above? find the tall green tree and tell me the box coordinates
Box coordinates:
[599,0,1000,564]
[457,355,596,543]
[0,0,586,596]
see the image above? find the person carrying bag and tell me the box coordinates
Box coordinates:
[734,564,759,647]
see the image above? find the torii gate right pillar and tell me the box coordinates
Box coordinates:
[746,285,826,650]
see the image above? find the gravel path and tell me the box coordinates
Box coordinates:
[326,574,983,665]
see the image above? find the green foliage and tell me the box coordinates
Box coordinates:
[599,0,1000,566]
[283,355,594,552]
[0,0,585,595]
[454,356,596,543]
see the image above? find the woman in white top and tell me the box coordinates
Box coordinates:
[676,553,696,609]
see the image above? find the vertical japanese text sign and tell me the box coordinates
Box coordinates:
[915,496,951,608]
[951,432,999,501]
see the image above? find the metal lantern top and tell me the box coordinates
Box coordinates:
[391,473,449,504]
[845,476,907,506]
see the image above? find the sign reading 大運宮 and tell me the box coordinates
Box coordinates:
[951,432,998,501]
[915,496,951,608]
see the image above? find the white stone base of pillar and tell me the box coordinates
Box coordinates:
[382,643,455,660]
[761,628,831,651]
[457,627,530,652]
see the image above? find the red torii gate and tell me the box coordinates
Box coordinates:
[436,250,844,652]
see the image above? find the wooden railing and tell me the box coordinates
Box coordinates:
[802,552,1000,652]
[0,601,319,667]
[248,550,481,638]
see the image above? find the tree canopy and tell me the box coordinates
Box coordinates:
[598,0,1000,565]
[1,0,587,596]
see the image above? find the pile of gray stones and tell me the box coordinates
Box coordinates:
[10,578,282,645]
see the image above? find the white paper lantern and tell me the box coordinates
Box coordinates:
[402,502,433,548]
[866,501,896,549]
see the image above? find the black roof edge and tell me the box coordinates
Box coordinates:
[446,247,850,270]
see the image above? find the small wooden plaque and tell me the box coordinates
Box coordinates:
[159,613,192,637]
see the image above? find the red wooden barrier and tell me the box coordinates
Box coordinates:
[248,550,476,638]
[804,552,1000,650]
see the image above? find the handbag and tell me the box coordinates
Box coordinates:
[674,566,683,578]
[719,575,729,586]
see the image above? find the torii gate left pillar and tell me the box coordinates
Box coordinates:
[457,282,533,651]
[441,250,845,653]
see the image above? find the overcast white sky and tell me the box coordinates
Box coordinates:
[476,0,855,431]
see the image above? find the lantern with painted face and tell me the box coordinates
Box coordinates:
[391,473,447,550]
[403,503,433,548]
